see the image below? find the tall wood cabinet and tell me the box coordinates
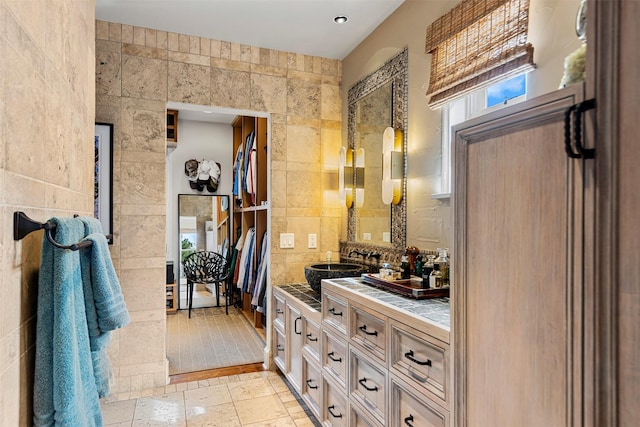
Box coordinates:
[453,84,594,426]
[232,115,269,331]
[453,2,640,425]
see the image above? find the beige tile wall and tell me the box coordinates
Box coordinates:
[95,20,343,393]
[1,1,96,424]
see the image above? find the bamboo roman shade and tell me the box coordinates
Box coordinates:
[425,0,535,108]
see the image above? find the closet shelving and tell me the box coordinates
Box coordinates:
[232,115,269,334]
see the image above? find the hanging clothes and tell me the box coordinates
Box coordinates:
[236,227,256,292]
[243,131,257,204]
[251,231,268,309]
[242,131,254,193]
[232,143,244,206]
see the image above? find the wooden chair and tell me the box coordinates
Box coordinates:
[182,251,230,317]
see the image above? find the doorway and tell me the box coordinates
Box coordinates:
[165,102,269,375]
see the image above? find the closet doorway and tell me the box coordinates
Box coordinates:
[165,102,269,376]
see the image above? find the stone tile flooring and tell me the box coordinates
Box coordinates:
[100,370,318,426]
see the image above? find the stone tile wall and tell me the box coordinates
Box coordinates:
[95,20,342,393]
[1,1,96,424]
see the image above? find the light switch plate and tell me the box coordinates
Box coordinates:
[308,234,317,248]
[280,233,294,248]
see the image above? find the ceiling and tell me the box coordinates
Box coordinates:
[95,0,405,60]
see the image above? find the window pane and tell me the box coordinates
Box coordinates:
[486,74,526,108]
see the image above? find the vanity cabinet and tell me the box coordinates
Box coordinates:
[232,115,269,331]
[272,285,322,413]
[320,279,450,427]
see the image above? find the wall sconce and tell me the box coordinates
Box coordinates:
[382,127,403,205]
[339,146,354,208]
[355,148,365,208]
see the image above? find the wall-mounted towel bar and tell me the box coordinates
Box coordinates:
[13,211,112,251]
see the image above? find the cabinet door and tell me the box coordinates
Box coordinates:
[454,85,593,426]
[287,302,303,392]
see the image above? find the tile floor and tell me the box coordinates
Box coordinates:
[100,370,319,427]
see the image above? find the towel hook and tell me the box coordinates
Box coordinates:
[13,211,93,251]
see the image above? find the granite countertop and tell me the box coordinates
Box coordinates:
[275,277,450,331]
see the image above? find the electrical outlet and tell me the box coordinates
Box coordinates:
[308,234,317,248]
[280,233,294,248]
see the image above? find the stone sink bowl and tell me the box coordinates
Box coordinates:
[304,262,368,293]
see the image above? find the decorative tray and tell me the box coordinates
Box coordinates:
[361,273,450,299]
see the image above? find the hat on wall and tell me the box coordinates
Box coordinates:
[184,159,199,181]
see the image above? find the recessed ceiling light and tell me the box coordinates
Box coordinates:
[334,16,348,24]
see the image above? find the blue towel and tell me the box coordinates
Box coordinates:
[79,217,130,398]
[33,217,102,427]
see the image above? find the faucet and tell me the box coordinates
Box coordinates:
[349,249,366,258]
[367,251,381,260]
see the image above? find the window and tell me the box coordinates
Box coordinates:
[434,73,529,198]
[425,0,534,109]
[487,74,527,108]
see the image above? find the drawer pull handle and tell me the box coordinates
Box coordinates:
[328,405,343,418]
[306,333,318,342]
[294,316,302,335]
[276,309,284,314]
[329,307,343,316]
[306,379,318,389]
[359,325,378,336]
[277,344,284,352]
[328,351,342,362]
[404,414,415,427]
[405,350,431,366]
[358,377,378,392]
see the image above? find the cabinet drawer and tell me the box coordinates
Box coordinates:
[323,290,348,335]
[349,348,386,425]
[322,329,348,391]
[350,402,384,427]
[391,378,449,427]
[273,291,286,332]
[350,304,387,363]
[302,356,322,419]
[304,318,321,362]
[323,377,348,427]
[274,328,286,373]
[390,321,448,405]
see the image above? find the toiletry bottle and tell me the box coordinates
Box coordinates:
[423,255,435,287]
[405,246,420,274]
[415,255,423,277]
[380,262,392,280]
[429,263,443,289]
[400,255,411,279]
[437,248,450,288]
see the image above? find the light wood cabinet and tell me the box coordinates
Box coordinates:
[319,280,450,427]
[232,115,269,331]
[453,83,593,426]
[272,286,322,402]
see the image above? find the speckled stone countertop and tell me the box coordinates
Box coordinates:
[275,277,450,331]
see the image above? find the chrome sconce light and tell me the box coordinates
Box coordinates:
[382,127,403,205]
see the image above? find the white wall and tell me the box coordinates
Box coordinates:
[166,118,234,267]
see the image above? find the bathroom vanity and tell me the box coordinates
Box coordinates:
[273,278,450,426]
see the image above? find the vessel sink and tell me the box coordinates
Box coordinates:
[304,263,368,293]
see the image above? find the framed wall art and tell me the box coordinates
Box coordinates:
[94,122,114,243]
